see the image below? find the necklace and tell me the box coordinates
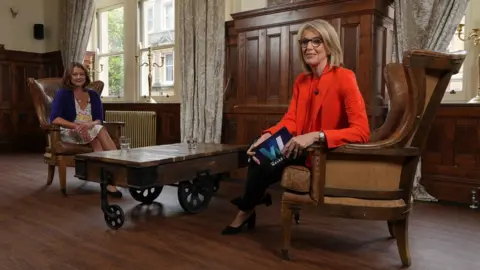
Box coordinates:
[74,94,89,103]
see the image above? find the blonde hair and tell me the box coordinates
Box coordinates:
[297,19,344,73]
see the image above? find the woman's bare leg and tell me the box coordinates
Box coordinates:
[96,128,117,150]
[89,138,103,152]
[89,137,120,193]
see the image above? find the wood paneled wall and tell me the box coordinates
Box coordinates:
[0,45,63,152]
[422,104,480,205]
[222,0,395,146]
[102,103,180,145]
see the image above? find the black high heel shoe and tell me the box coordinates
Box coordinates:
[230,193,272,208]
[221,211,256,235]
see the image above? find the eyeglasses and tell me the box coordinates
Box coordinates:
[299,37,323,48]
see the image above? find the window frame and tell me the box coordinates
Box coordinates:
[93,3,126,101]
[162,0,174,31]
[88,0,179,104]
[163,52,174,85]
[137,0,176,101]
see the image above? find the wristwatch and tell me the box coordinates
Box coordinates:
[318,131,326,143]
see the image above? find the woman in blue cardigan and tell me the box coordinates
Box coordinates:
[50,62,122,197]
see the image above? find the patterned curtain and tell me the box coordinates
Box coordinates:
[60,0,96,69]
[178,0,225,143]
[393,0,469,61]
[393,0,469,201]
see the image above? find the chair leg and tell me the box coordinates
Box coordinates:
[58,160,67,196]
[387,221,395,238]
[393,215,411,267]
[281,203,294,260]
[47,165,55,185]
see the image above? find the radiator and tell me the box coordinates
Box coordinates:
[105,110,157,148]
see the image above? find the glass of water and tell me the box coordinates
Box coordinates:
[120,136,131,152]
[186,137,197,150]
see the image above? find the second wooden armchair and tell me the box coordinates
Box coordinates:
[279,49,466,267]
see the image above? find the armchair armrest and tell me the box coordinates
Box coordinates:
[40,123,60,132]
[331,145,419,157]
[41,124,61,154]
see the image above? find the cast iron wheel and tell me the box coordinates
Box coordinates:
[104,204,125,230]
[128,186,164,204]
[177,178,214,214]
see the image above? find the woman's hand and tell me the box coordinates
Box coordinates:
[282,132,319,158]
[247,133,272,164]
[74,123,91,140]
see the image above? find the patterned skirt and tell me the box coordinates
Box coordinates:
[60,125,104,145]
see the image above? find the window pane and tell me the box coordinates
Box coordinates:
[147,7,153,32]
[98,55,124,97]
[165,53,174,82]
[141,0,175,47]
[446,15,465,93]
[139,48,174,97]
[99,6,124,53]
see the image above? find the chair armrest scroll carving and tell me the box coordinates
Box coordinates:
[40,123,60,132]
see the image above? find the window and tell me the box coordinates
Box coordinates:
[164,53,174,83]
[88,0,177,102]
[163,1,174,30]
[443,16,465,99]
[96,5,125,99]
[147,7,154,32]
[139,0,176,98]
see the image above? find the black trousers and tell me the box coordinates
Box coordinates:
[233,155,306,211]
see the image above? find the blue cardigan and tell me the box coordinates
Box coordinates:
[49,88,104,124]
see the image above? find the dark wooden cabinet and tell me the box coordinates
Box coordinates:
[0,45,63,152]
[422,104,480,205]
[223,0,395,147]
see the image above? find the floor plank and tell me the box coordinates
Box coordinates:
[0,154,479,270]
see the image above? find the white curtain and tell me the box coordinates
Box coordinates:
[60,0,96,68]
[178,0,225,143]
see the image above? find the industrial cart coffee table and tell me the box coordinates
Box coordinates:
[74,143,249,229]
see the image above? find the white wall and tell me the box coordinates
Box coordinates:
[0,0,61,53]
[0,0,44,53]
[44,0,61,53]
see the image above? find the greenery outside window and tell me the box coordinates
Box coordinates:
[96,5,125,99]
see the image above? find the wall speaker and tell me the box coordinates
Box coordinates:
[33,24,44,40]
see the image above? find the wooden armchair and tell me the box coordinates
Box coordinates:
[279,50,466,267]
[28,77,124,195]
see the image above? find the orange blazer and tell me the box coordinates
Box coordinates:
[264,66,370,149]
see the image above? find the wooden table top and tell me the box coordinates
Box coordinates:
[75,143,249,167]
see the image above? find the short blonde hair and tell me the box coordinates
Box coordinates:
[297,19,344,73]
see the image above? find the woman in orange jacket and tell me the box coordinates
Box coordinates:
[222,19,370,235]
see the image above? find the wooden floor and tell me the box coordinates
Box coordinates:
[0,154,479,270]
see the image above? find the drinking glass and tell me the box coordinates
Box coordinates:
[186,137,197,150]
[120,136,131,152]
